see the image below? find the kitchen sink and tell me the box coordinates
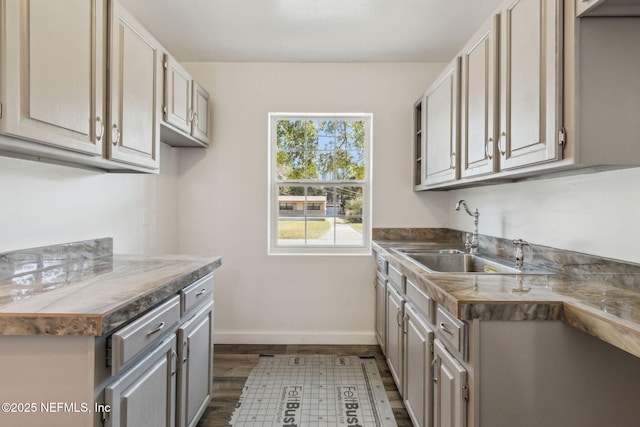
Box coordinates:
[391,248,553,275]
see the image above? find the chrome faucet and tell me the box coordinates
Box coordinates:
[455,200,479,254]
[513,239,531,270]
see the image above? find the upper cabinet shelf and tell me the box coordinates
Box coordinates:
[414,0,640,190]
[0,0,212,173]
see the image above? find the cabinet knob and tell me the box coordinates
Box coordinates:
[485,138,494,160]
[111,124,121,146]
[95,117,104,141]
[499,131,507,156]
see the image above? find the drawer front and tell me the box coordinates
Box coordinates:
[388,264,405,294]
[435,306,466,358]
[182,273,214,315]
[375,252,388,276]
[111,295,180,374]
[406,279,433,325]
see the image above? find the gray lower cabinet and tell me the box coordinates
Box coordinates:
[105,334,177,427]
[403,303,434,427]
[433,339,467,427]
[374,271,387,353]
[386,283,405,394]
[177,301,214,427]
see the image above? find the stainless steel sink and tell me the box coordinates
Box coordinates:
[391,248,553,275]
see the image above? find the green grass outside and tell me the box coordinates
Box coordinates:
[278,220,331,239]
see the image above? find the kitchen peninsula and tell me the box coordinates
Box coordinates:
[0,238,221,427]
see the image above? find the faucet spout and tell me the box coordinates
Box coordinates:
[455,200,480,254]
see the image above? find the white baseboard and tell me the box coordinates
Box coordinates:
[214,330,377,345]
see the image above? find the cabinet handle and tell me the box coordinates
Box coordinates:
[182,338,191,363]
[396,308,403,327]
[111,124,121,146]
[170,350,178,376]
[183,339,189,363]
[498,131,506,156]
[485,138,493,160]
[188,108,194,123]
[196,288,207,297]
[146,321,165,336]
[450,152,456,169]
[193,112,199,127]
[402,314,408,334]
[439,322,454,335]
[95,117,104,141]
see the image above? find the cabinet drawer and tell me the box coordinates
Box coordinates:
[111,295,180,374]
[435,306,466,359]
[388,264,405,294]
[406,279,433,325]
[375,253,388,276]
[182,273,213,315]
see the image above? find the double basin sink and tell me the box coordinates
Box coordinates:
[392,247,553,275]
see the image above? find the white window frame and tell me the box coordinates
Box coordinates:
[268,112,372,255]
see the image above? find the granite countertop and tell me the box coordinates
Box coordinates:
[0,239,222,336]
[372,238,640,359]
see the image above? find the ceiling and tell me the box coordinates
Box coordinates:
[118,0,504,63]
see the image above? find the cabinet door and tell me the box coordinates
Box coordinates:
[177,302,213,427]
[375,274,387,353]
[403,304,434,427]
[498,0,562,170]
[164,54,193,135]
[0,0,104,155]
[424,57,461,186]
[433,339,467,427]
[461,15,499,178]
[107,0,162,169]
[106,334,177,427]
[386,284,405,394]
[191,81,210,144]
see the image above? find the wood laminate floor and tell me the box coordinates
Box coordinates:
[197,344,413,427]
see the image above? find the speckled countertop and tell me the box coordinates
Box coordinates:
[372,230,640,359]
[0,238,221,336]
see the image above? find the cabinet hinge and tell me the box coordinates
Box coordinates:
[462,384,469,401]
[558,127,566,148]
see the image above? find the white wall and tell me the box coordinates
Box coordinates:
[0,140,180,254]
[179,62,448,344]
[447,167,640,264]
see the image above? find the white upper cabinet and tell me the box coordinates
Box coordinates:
[0,0,105,155]
[161,54,211,148]
[164,55,193,135]
[191,81,210,145]
[424,57,461,187]
[460,15,499,179]
[498,0,562,171]
[107,0,162,170]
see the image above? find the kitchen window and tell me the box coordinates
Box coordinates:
[268,113,372,255]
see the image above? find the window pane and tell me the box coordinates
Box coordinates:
[276,185,364,248]
[335,186,363,246]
